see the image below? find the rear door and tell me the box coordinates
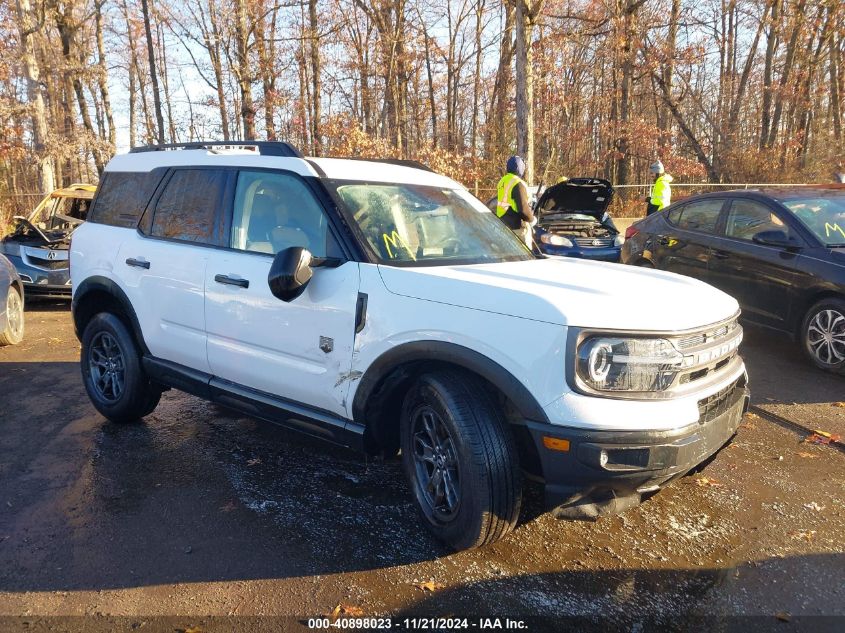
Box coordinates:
[117,168,230,373]
[706,197,808,330]
[650,198,727,283]
[203,169,360,418]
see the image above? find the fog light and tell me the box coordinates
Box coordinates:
[542,436,570,452]
[599,450,609,467]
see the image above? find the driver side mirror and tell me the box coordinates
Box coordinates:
[752,229,800,249]
[268,247,314,302]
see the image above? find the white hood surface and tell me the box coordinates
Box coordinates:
[378,258,739,332]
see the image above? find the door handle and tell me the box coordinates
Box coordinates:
[712,250,730,260]
[125,257,150,269]
[215,274,249,288]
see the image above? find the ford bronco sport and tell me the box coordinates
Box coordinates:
[71,141,750,550]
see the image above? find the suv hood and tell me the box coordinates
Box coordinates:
[536,178,614,221]
[378,258,739,331]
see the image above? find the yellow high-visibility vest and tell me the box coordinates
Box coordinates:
[496,173,526,218]
[649,174,673,211]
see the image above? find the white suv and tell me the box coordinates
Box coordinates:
[71,142,749,550]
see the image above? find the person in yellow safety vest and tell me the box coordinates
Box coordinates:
[646,160,673,215]
[495,155,534,247]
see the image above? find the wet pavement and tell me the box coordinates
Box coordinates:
[0,304,843,631]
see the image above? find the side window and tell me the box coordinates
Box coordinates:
[150,169,226,244]
[231,170,335,258]
[667,205,683,224]
[676,200,723,234]
[724,199,787,241]
[89,171,162,228]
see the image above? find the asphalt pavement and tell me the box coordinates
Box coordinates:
[0,303,842,632]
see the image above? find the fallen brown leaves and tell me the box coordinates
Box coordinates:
[804,430,842,445]
[796,451,818,459]
[787,530,816,542]
[412,580,444,592]
[832,402,845,408]
[687,476,722,487]
[328,604,365,621]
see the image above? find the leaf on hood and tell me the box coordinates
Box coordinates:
[775,611,791,622]
[246,457,262,466]
[413,580,444,592]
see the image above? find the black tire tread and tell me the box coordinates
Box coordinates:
[81,312,161,423]
[403,369,522,550]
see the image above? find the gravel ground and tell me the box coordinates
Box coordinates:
[0,303,843,632]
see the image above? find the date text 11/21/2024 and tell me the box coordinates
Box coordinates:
[307,617,529,630]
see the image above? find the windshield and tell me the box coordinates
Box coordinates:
[329,181,534,265]
[782,193,845,246]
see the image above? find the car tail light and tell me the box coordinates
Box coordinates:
[624,225,639,240]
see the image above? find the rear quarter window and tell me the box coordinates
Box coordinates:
[88,171,163,228]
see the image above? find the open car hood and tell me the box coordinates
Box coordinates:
[4,216,74,246]
[536,178,614,220]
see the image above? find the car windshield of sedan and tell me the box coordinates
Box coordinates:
[782,193,845,246]
[329,181,534,265]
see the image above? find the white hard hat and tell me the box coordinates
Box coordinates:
[650,160,665,175]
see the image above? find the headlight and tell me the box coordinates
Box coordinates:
[539,233,573,247]
[576,336,683,392]
[613,234,625,247]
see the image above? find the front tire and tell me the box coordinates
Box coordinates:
[801,298,845,374]
[400,370,522,550]
[80,312,162,422]
[0,285,24,346]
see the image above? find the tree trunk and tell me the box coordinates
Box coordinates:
[15,0,54,193]
[95,1,116,150]
[141,0,166,144]
[309,0,321,152]
[514,0,543,184]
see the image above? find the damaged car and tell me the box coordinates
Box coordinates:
[534,178,623,262]
[0,184,95,300]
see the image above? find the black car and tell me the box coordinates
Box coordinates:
[0,252,25,345]
[621,186,845,374]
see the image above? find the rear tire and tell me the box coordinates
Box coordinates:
[400,370,522,550]
[801,298,845,374]
[80,312,162,422]
[0,285,24,346]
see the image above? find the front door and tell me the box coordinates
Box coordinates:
[707,198,807,330]
[203,169,359,417]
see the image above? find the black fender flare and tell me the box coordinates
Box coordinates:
[72,276,149,354]
[351,341,550,426]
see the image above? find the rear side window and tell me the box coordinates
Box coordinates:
[89,171,162,228]
[675,199,723,234]
[149,169,227,244]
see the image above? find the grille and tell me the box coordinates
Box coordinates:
[678,319,739,350]
[572,236,614,248]
[697,377,744,423]
[26,255,68,270]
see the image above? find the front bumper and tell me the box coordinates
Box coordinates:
[5,255,71,300]
[525,374,750,518]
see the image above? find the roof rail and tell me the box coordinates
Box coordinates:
[129,141,303,158]
[324,156,436,173]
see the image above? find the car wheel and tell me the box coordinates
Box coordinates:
[801,298,845,374]
[0,285,24,346]
[400,370,522,550]
[80,312,162,422]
